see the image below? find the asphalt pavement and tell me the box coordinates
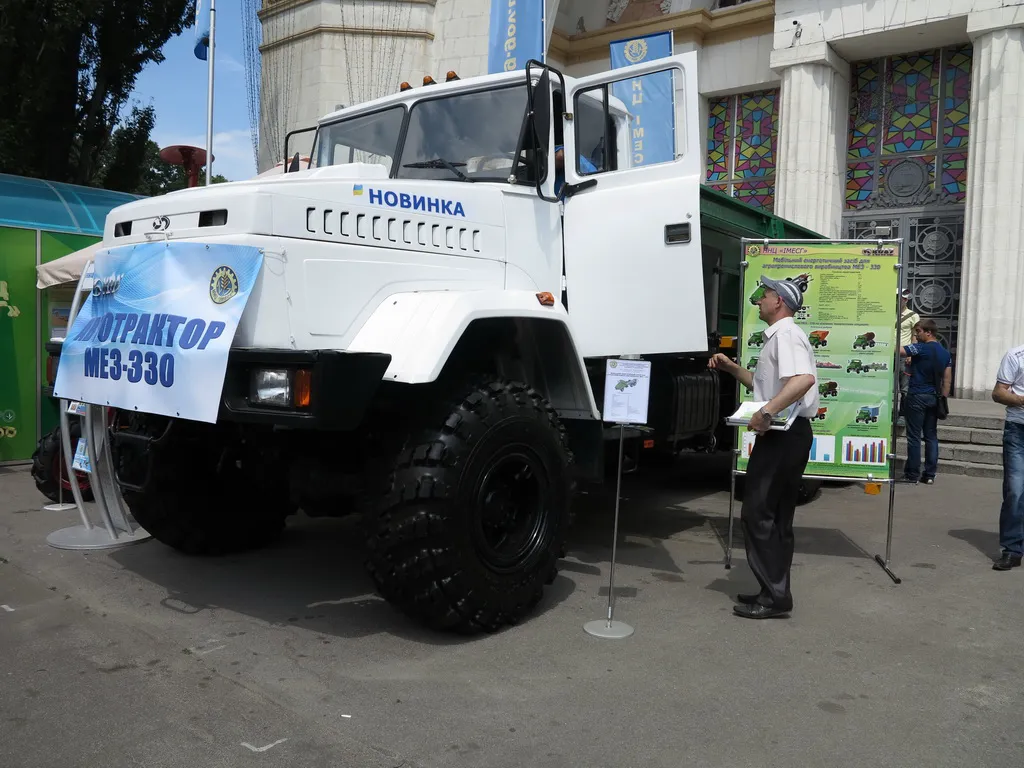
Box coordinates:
[1,454,1022,768]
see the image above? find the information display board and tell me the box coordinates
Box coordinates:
[736,240,901,480]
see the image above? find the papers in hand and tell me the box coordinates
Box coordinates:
[725,401,800,431]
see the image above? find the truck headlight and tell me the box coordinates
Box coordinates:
[251,369,291,407]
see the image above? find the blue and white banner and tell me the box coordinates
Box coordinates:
[487,0,545,74]
[53,242,263,424]
[194,0,211,61]
[609,31,675,167]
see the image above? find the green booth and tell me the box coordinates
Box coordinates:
[0,172,141,465]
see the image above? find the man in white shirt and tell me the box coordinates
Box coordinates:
[709,275,818,619]
[991,343,1024,570]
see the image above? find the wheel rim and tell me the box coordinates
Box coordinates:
[472,447,549,572]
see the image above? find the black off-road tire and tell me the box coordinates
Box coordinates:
[116,420,293,556]
[31,421,94,503]
[363,378,574,634]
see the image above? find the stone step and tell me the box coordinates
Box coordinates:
[945,413,1005,431]
[894,456,1003,480]
[896,439,1003,465]
[896,424,1003,445]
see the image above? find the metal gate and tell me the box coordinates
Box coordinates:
[844,209,964,361]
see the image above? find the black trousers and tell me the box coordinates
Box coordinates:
[741,417,813,609]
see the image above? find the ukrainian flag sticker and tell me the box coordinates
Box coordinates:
[353,185,364,196]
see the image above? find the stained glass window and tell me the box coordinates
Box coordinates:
[704,89,779,211]
[846,45,972,209]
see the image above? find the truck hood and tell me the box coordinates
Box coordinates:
[100,163,507,262]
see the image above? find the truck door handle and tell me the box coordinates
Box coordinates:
[665,223,691,244]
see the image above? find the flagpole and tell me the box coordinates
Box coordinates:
[205,0,216,185]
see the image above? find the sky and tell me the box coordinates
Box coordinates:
[130,0,258,182]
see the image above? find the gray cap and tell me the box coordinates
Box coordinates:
[758,275,803,312]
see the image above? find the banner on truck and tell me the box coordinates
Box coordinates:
[487,0,545,74]
[609,31,675,167]
[736,240,901,480]
[53,241,264,424]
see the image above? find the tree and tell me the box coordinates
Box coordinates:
[0,0,193,186]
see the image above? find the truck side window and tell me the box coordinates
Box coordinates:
[574,91,613,176]
[574,67,678,173]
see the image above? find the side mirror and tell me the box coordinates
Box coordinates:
[530,67,551,153]
[524,59,564,203]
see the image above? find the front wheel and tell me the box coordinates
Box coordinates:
[114,417,294,556]
[364,378,573,633]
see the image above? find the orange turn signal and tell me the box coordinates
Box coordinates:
[399,81,412,91]
[536,291,555,306]
[293,368,312,408]
[446,70,460,81]
[423,75,437,86]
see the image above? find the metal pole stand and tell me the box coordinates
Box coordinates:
[584,425,635,640]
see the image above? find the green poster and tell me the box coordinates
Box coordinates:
[736,240,901,480]
[0,226,39,463]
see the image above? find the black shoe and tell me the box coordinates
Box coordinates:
[992,553,1022,571]
[736,592,766,605]
[733,603,790,619]
[921,477,934,485]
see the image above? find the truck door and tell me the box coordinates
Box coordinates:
[561,52,706,358]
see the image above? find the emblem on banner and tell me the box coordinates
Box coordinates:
[209,265,240,304]
[746,244,762,257]
[624,39,648,63]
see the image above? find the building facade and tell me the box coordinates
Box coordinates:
[258,0,1024,400]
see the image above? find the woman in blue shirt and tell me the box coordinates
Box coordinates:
[899,318,952,484]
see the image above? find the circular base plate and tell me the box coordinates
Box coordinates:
[47,525,152,551]
[43,503,79,512]
[584,619,635,639]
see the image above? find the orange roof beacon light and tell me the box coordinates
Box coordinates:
[423,75,437,86]
[399,81,412,92]
[446,70,460,82]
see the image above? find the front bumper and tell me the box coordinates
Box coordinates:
[219,349,391,430]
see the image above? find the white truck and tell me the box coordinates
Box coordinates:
[66,53,821,633]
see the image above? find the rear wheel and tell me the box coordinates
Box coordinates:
[363,378,573,633]
[31,421,93,503]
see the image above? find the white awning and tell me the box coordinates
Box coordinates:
[36,241,103,289]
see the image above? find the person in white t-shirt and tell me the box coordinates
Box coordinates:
[991,344,1024,571]
[709,275,818,619]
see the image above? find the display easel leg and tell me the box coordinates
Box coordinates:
[873,472,901,584]
[584,425,634,639]
[725,453,739,569]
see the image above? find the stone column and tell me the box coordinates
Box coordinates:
[769,42,850,239]
[956,14,1024,399]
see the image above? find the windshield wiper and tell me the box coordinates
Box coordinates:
[402,158,474,182]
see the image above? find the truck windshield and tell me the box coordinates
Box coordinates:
[316,106,405,173]
[397,85,529,182]
[315,84,535,183]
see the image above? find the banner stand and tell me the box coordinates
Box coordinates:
[45,259,151,551]
[584,424,636,640]
[723,239,904,586]
[584,358,652,640]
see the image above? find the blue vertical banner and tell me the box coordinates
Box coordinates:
[194,0,211,61]
[609,31,675,167]
[487,0,545,74]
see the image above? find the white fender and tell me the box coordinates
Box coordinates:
[346,290,600,418]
